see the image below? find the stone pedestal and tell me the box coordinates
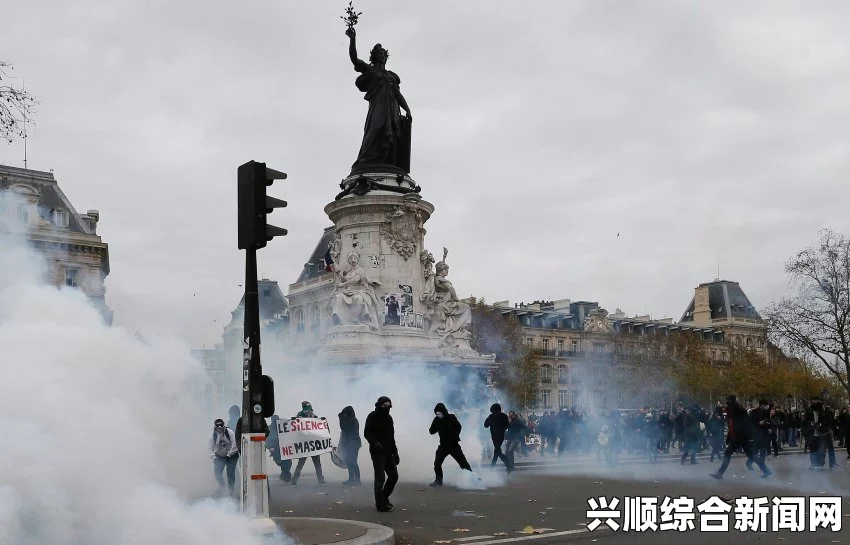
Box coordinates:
[313,173,495,367]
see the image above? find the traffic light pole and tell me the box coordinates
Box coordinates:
[240,245,271,521]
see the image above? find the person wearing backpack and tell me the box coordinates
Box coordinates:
[210,418,239,496]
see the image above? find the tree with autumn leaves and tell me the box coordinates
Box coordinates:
[468,298,539,410]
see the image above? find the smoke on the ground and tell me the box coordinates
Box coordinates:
[0,191,289,545]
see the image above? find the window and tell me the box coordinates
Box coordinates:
[542,389,552,409]
[746,337,753,348]
[542,338,549,351]
[312,307,321,339]
[559,389,570,408]
[558,365,569,383]
[296,310,305,332]
[756,338,764,349]
[557,339,564,352]
[524,337,533,345]
[65,268,79,288]
[16,204,29,224]
[52,209,69,227]
[540,364,552,382]
[262,289,271,297]
[571,340,578,352]
[593,342,605,353]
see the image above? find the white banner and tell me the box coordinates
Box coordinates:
[276,417,333,460]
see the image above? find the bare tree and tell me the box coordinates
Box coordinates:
[766,228,850,403]
[0,61,36,143]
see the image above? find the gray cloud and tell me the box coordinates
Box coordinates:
[3,0,850,344]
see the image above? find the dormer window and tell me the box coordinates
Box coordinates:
[52,209,69,228]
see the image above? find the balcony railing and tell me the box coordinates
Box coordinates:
[535,349,579,358]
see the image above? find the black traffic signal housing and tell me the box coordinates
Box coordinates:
[260,374,275,418]
[237,160,288,250]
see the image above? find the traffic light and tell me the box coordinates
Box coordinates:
[237,160,288,250]
[260,374,275,418]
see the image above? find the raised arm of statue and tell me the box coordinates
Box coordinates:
[346,28,369,72]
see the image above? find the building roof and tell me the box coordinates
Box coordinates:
[295,226,337,283]
[0,164,95,236]
[679,280,762,323]
[231,279,289,323]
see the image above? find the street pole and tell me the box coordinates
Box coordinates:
[240,246,271,520]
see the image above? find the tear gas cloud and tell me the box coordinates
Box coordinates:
[0,190,289,545]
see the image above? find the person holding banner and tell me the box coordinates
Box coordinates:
[290,401,327,486]
[267,415,293,482]
[338,405,362,486]
[364,396,399,512]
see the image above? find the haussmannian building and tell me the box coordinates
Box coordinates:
[0,164,112,324]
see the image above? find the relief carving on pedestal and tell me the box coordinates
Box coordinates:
[420,248,472,344]
[379,200,425,260]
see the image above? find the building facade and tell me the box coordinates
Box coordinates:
[495,280,767,412]
[0,164,112,324]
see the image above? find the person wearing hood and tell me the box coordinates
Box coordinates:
[290,401,326,486]
[429,402,473,487]
[338,406,362,486]
[483,402,511,470]
[711,395,771,480]
[364,396,399,512]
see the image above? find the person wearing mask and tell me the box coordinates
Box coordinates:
[710,395,771,480]
[429,402,473,487]
[364,396,399,512]
[706,406,725,463]
[291,401,326,486]
[338,406,362,486]
[210,418,239,496]
[484,403,511,470]
[266,415,293,482]
[504,411,524,471]
[680,405,701,465]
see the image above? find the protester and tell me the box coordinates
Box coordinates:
[429,402,473,487]
[338,405,362,486]
[484,402,511,470]
[364,396,399,512]
[210,418,239,496]
[290,401,326,486]
[267,415,293,482]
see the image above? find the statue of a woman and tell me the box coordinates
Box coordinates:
[421,248,471,338]
[346,27,412,174]
[331,250,382,330]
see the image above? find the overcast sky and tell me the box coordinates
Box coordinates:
[3,1,850,347]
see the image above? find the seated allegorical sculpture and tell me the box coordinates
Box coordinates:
[330,250,382,331]
[420,248,471,339]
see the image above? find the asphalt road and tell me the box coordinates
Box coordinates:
[268,452,850,545]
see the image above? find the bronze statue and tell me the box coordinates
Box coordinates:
[345,26,412,175]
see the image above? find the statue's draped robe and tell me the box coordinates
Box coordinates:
[352,58,404,171]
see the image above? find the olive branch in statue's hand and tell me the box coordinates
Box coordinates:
[341,1,362,33]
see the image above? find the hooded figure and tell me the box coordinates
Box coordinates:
[364,396,399,512]
[290,401,325,486]
[266,415,293,482]
[338,406,362,485]
[483,402,511,471]
[210,418,239,495]
[428,402,472,487]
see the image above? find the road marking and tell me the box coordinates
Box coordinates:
[454,536,499,542]
[460,529,589,545]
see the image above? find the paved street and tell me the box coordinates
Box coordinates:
[269,453,850,545]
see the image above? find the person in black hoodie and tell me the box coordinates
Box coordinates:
[711,395,771,480]
[484,402,511,470]
[364,396,399,512]
[338,406,362,486]
[429,402,473,486]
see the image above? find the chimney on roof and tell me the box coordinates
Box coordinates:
[85,210,100,234]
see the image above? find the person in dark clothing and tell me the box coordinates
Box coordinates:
[711,395,772,480]
[747,399,771,471]
[429,402,473,486]
[227,405,240,433]
[338,406,362,485]
[291,401,326,486]
[806,397,837,469]
[504,411,525,469]
[680,405,701,465]
[706,406,725,462]
[266,415,293,481]
[484,403,511,470]
[838,407,850,459]
[364,396,399,512]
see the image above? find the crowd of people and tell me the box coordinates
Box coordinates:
[207,394,850,512]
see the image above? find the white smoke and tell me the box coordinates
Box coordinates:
[0,192,289,545]
[259,359,507,490]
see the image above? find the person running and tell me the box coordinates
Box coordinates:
[429,402,473,486]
